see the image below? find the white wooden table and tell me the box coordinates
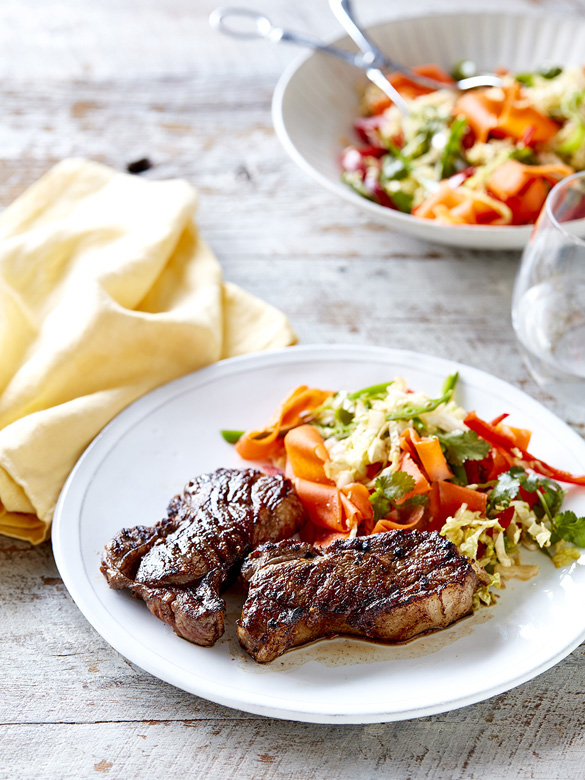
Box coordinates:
[2,1,585,777]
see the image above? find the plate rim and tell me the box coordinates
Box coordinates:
[52,344,585,723]
[271,9,581,249]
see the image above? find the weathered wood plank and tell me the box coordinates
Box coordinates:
[2,681,585,780]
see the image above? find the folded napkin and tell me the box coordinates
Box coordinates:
[0,159,296,543]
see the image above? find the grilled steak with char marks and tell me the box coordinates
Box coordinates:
[101,468,306,645]
[237,530,482,662]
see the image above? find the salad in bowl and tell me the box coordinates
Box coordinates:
[341,62,585,226]
[272,11,585,247]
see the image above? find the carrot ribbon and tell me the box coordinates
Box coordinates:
[372,505,426,535]
[284,425,374,535]
[486,160,573,225]
[413,182,513,225]
[455,83,559,144]
[235,385,331,462]
[427,480,488,531]
[367,64,454,114]
[412,435,454,482]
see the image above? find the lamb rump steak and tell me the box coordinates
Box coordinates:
[237,530,484,662]
[101,467,307,645]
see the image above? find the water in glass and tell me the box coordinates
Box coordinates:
[512,172,585,408]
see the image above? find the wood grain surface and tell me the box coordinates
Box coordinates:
[1,1,585,778]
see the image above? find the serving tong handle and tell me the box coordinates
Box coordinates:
[210,4,503,96]
[209,7,364,65]
[329,0,446,89]
[209,6,410,114]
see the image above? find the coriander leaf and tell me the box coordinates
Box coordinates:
[550,511,585,548]
[370,492,392,522]
[540,481,565,519]
[436,429,491,466]
[508,465,530,483]
[487,466,566,520]
[375,471,416,502]
[370,471,416,521]
[400,493,429,509]
[487,471,522,512]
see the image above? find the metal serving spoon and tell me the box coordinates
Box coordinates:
[209,3,502,116]
[328,0,502,91]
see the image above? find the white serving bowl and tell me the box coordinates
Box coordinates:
[272,11,585,250]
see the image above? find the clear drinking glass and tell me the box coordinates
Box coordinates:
[512,171,585,408]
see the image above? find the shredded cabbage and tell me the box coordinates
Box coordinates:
[315,378,466,487]
[309,377,582,608]
[440,507,505,565]
[509,500,552,549]
[439,505,545,605]
[551,541,582,568]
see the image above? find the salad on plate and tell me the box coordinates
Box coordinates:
[224,375,585,608]
[340,62,585,225]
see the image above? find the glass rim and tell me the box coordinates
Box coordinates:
[545,170,585,248]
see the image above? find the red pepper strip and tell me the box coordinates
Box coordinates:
[464,411,585,486]
[483,446,515,482]
[497,506,515,529]
[519,485,538,509]
[490,413,509,426]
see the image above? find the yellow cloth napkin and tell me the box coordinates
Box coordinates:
[0,159,296,543]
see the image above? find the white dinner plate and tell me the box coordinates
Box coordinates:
[52,345,585,724]
[272,11,585,249]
